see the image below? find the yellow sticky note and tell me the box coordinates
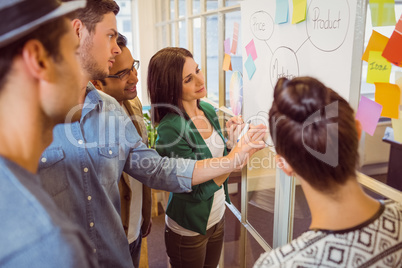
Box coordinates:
[292,0,307,24]
[394,71,402,106]
[369,0,396,27]
[367,51,392,84]
[392,111,402,143]
[374,82,400,119]
[362,30,389,62]
[223,54,231,71]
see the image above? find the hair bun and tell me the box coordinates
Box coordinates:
[274,77,328,123]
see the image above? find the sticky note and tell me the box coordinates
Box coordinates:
[374,82,401,119]
[245,54,256,80]
[231,22,239,55]
[367,51,392,84]
[224,38,231,54]
[369,0,396,27]
[395,16,402,33]
[223,54,232,71]
[383,16,402,66]
[275,0,289,24]
[362,30,389,62]
[394,71,402,105]
[355,96,383,136]
[292,0,307,24]
[392,111,402,143]
[246,39,258,61]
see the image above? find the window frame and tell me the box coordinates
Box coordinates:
[154,0,241,108]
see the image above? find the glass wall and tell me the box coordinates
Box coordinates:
[359,2,402,189]
[224,11,242,108]
[150,1,402,268]
[115,0,134,53]
[154,0,242,108]
[206,15,219,102]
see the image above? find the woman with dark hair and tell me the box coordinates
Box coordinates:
[254,77,402,267]
[148,47,244,267]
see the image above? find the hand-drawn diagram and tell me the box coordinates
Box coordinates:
[248,0,351,89]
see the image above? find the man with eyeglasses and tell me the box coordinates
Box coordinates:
[91,33,151,268]
[38,1,266,267]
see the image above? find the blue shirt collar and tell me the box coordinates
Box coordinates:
[82,82,104,119]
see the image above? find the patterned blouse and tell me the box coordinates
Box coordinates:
[254,201,402,268]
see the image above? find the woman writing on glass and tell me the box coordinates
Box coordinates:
[147,47,244,268]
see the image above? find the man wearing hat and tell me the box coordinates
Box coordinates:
[0,0,97,267]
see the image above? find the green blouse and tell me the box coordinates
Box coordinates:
[156,101,231,235]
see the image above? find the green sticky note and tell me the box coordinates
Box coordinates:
[367,51,392,84]
[292,0,307,24]
[369,0,396,27]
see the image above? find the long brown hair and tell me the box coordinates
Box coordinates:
[147,47,200,124]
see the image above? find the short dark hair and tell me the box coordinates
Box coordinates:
[117,33,127,49]
[147,47,198,124]
[269,77,358,192]
[66,0,119,33]
[0,16,70,89]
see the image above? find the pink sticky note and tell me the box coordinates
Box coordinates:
[246,39,257,61]
[224,38,231,54]
[231,22,239,55]
[355,96,383,136]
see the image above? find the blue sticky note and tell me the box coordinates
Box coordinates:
[245,54,256,80]
[275,0,289,24]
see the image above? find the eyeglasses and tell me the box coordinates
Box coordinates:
[107,60,140,80]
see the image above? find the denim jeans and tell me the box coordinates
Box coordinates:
[165,217,225,268]
[129,233,142,268]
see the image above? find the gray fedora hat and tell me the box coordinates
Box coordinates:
[0,0,87,48]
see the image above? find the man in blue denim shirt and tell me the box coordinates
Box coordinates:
[38,1,267,267]
[0,0,98,267]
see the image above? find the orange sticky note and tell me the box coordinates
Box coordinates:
[362,30,389,62]
[374,83,401,119]
[367,51,392,84]
[223,54,231,71]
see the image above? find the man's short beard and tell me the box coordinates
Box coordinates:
[80,35,108,81]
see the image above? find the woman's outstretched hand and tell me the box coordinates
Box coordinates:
[225,116,244,150]
[227,124,267,171]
